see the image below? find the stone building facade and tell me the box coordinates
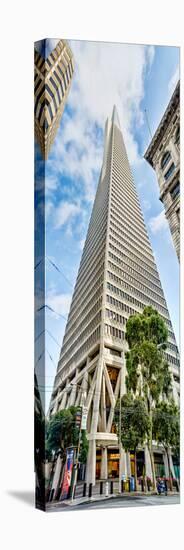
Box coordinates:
[34,39,74,159]
[49,107,180,485]
[144,81,180,260]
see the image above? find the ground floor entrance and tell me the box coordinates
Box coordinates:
[96,447,120,479]
[96,447,145,479]
[95,446,173,481]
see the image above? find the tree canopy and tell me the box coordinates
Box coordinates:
[46,406,89,464]
[125,307,172,406]
[125,306,172,490]
[126,306,168,349]
[46,407,80,457]
[117,393,150,453]
[153,400,180,454]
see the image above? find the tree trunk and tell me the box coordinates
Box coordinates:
[134,450,139,491]
[148,406,157,491]
[143,466,148,493]
[166,447,173,492]
[148,445,156,490]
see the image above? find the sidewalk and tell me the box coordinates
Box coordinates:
[47,489,179,509]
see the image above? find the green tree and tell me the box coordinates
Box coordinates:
[116,394,150,490]
[46,406,89,466]
[79,430,89,464]
[46,406,79,458]
[153,400,180,489]
[125,306,172,490]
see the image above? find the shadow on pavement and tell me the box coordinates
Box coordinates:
[6,490,35,507]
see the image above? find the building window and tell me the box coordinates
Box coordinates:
[164,163,175,181]
[175,126,180,146]
[170,181,180,200]
[176,208,180,223]
[161,151,171,170]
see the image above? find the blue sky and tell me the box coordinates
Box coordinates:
[35,40,180,411]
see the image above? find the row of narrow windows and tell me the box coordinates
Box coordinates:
[76,246,105,290]
[72,259,104,305]
[66,287,103,333]
[106,293,174,337]
[109,234,159,280]
[108,239,160,286]
[57,325,101,377]
[77,241,105,286]
[107,280,168,318]
[108,260,165,304]
[69,271,104,318]
[109,220,154,263]
[108,251,162,294]
[60,311,102,364]
[67,283,103,328]
[110,210,151,252]
[104,323,125,340]
[80,219,107,264]
[110,200,151,252]
[63,298,102,348]
[111,189,144,227]
[111,178,141,217]
[107,270,166,310]
[105,308,126,325]
[110,195,151,252]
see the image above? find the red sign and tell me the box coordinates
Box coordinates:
[60,448,74,500]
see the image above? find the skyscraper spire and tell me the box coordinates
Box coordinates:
[112,104,121,129]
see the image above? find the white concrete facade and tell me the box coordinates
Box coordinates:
[49,107,180,485]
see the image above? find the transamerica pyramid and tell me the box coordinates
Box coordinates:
[49,106,180,485]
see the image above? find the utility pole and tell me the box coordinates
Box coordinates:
[119,384,122,493]
[119,349,125,493]
[71,387,86,501]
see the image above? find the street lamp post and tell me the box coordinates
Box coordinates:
[119,349,125,493]
[119,384,122,493]
[70,385,87,501]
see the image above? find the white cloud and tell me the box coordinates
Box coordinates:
[35,38,60,59]
[142,198,151,212]
[79,237,85,251]
[54,200,82,229]
[50,41,155,204]
[148,210,168,234]
[45,200,53,220]
[47,291,72,318]
[168,66,179,95]
[46,175,58,193]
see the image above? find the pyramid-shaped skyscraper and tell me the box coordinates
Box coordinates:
[49,107,180,485]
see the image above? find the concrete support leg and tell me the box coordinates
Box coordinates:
[51,455,63,497]
[120,447,127,477]
[90,359,103,434]
[85,439,96,486]
[101,447,108,479]
[68,384,77,407]
[163,451,169,478]
[126,452,131,477]
[59,390,67,410]
[79,371,88,406]
[144,446,153,481]
[168,448,175,478]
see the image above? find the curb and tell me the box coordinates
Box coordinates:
[46,491,179,509]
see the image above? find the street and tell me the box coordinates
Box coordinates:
[48,494,179,512]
